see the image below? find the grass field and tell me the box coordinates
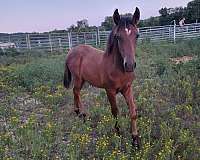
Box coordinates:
[0,40,200,159]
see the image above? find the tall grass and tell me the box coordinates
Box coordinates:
[0,39,200,159]
[12,55,65,91]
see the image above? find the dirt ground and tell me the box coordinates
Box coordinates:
[169,55,196,64]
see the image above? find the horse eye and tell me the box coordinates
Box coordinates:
[136,33,140,39]
[115,35,120,40]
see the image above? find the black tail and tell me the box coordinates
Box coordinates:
[63,64,72,88]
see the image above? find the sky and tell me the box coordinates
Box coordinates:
[0,0,191,33]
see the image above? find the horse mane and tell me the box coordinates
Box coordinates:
[106,16,133,55]
[105,30,115,54]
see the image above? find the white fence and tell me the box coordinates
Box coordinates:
[0,23,200,52]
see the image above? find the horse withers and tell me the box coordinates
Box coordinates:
[64,7,141,148]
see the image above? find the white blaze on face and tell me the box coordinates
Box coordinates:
[125,28,131,35]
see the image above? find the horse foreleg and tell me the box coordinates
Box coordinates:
[121,85,141,149]
[106,89,120,135]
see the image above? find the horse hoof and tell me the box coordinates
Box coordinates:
[74,109,80,115]
[132,135,141,150]
[79,113,86,118]
[114,123,120,136]
[79,113,86,122]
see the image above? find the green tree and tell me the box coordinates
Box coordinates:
[101,16,113,31]
[139,17,160,27]
[187,0,200,23]
[159,7,169,17]
[101,13,133,30]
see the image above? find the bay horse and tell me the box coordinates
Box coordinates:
[64,7,141,148]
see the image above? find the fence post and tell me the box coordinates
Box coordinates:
[68,32,72,49]
[84,33,86,44]
[76,34,79,45]
[95,31,98,46]
[173,20,176,43]
[26,34,29,49]
[26,34,31,50]
[8,34,11,42]
[28,34,31,50]
[38,40,41,47]
[97,27,100,46]
[58,38,62,51]
[49,33,53,52]
[94,32,97,46]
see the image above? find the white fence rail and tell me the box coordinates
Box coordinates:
[0,23,200,52]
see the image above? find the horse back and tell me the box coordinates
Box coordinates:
[66,44,103,61]
[66,45,105,86]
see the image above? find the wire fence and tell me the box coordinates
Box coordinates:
[0,23,200,52]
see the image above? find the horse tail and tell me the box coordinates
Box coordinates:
[63,63,72,89]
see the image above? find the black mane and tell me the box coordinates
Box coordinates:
[119,16,133,27]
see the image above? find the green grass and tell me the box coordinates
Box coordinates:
[12,54,65,91]
[0,39,200,159]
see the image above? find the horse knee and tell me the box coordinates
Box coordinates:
[131,114,137,120]
[73,87,80,96]
[130,107,137,120]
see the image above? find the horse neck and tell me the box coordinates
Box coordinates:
[107,46,124,71]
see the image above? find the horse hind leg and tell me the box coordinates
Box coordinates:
[73,77,86,119]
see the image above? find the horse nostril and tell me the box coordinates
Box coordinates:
[134,62,136,69]
[124,61,134,72]
[124,62,128,68]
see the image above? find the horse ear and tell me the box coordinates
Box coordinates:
[113,9,120,25]
[132,7,140,25]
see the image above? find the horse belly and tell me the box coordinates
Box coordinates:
[82,64,104,88]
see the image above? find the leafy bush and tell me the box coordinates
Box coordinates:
[12,55,65,90]
[2,48,21,56]
[0,48,4,55]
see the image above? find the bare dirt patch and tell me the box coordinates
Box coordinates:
[170,55,196,64]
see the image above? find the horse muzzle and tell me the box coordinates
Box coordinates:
[124,61,136,72]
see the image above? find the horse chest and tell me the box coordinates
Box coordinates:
[106,72,134,89]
